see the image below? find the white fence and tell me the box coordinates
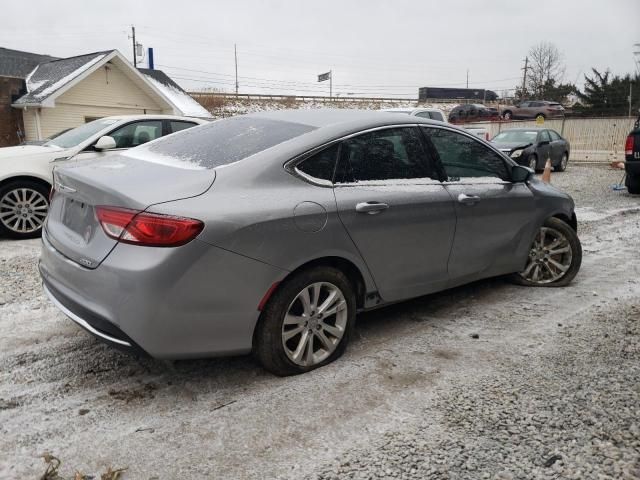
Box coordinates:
[465,117,636,163]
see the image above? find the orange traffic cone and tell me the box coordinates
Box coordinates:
[542,158,552,183]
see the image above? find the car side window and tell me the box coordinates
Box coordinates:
[549,130,562,141]
[415,111,431,119]
[335,127,437,183]
[539,130,552,143]
[109,120,163,149]
[422,127,510,181]
[170,121,197,134]
[430,111,444,121]
[296,143,340,182]
[519,102,529,107]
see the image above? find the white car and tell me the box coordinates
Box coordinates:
[382,107,490,141]
[0,115,209,239]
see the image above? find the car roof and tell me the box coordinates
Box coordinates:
[247,108,439,130]
[500,127,548,132]
[96,114,210,124]
[381,107,443,113]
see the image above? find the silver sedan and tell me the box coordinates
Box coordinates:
[39,109,582,375]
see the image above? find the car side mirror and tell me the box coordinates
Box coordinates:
[512,165,532,183]
[94,135,117,150]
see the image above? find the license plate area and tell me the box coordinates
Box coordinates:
[61,197,95,235]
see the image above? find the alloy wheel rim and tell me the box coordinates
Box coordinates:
[282,282,348,367]
[0,188,49,234]
[561,154,568,169]
[529,156,537,170]
[519,226,573,284]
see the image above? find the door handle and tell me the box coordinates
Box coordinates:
[355,201,389,214]
[457,193,481,205]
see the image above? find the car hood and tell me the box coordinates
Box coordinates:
[0,144,66,160]
[492,142,533,151]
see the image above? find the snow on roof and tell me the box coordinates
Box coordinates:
[14,51,110,105]
[139,69,212,118]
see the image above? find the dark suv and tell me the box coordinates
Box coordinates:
[625,115,640,194]
[448,104,500,124]
[501,101,565,121]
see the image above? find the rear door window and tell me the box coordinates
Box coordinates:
[429,111,444,121]
[549,130,562,141]
[109,120,163,148]
[170,121,198,133]
[539,130,552,143]
[335,127,437,183]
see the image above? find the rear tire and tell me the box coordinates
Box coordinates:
[509,217,582,287]
[0,180,50,239]
[555,153,569,172]
[535,113,546,121]
[627,174,640,194]
[254,266,356,376]
[502,111,513,120]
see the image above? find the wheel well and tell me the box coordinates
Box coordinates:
[284,257,367,309]
[553,213,577,232]
[0,175,51,193]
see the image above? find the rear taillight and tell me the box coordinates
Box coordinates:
[95,206,203,247]
[625,135,634,156]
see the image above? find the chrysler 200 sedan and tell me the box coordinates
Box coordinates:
[39,110,582,376]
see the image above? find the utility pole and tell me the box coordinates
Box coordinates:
[521,57,529,99]
[234,44,239,95]
[131,25,137,67]
[629,82,633,118]
[466,69,469,89]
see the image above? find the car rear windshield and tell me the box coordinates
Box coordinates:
[137,116,316,169]
[492,130,538,143]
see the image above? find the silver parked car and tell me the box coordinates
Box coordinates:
[39,110,582,376]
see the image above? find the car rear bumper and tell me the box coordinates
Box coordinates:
[39,229,289,359]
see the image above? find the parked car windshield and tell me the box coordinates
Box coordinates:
[492,130,538,144]
[137,116,316,169]
[44,118,119,148]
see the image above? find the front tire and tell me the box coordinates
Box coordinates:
[510,217,582,287]
[555,153,569,172]
[503,111,513,120]
[528,154,539,172]
[0,180,50,239]
[535,113,546,121]
[254,266,356,376]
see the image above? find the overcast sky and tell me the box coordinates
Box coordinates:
[1,0,638,98]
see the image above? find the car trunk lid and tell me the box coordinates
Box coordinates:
[45,153,215,268]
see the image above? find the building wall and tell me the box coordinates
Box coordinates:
[23,64,168,140]
[0,76,26,147]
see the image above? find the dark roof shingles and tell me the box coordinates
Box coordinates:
[0,47,58,78]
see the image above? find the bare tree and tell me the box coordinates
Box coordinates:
[527,42,565,98]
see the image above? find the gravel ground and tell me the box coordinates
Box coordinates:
[0,164,639,479]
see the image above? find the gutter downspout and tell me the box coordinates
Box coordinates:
[34,108,43,140]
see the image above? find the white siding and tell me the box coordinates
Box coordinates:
[24,64,170,140]
[22,109,38,140]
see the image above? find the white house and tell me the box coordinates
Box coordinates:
[10,49,211,141]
